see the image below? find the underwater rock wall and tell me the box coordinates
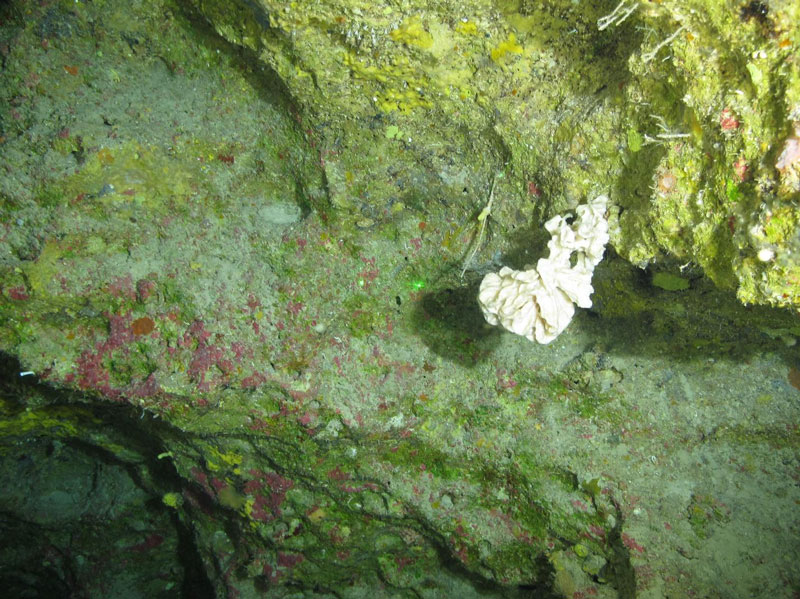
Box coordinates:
[190,0,800,308]
[1,0,799,597]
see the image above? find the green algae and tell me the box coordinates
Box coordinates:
[652,271,690,292]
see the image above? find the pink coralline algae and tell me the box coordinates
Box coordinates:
[719,108,739,131]
[76,348,110,390]
[5,285,30,300]
[244,470,294,523]
[181,320,233,392]
[621,532,645,554]
[136,278,157,301]
[262,552,305,583]
[74,312,136,396]
[106,275,137,300]
[71,310,163,400]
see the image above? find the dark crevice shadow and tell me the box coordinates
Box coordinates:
[578,254,800,367]
[411,281,502,367]
[0,352,216,599]
[412,252,799,371]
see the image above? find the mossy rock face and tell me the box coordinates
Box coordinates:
[613,0,800,309]
[188,0,638,266]
[189,0,800,310]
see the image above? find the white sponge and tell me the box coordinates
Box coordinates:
[478,195,609,344]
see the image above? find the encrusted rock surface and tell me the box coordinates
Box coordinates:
[1,0,799,597]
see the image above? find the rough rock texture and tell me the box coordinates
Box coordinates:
[187,0,800,309]
[1,0,799,598]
